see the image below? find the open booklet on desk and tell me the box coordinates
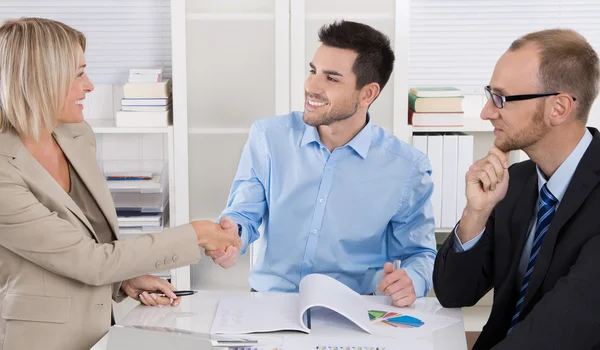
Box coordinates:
[211,274,448,336]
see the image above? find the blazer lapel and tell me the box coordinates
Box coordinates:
[3,131,98,239]
[503,171,538,285]
[53,126,120,240]
[523,128,600,309]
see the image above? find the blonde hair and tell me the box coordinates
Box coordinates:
[0,18,86,139]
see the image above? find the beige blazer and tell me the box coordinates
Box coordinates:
[0,122,201,350]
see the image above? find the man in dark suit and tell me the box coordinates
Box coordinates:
[433,29,600,349]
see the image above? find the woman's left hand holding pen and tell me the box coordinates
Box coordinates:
[120,274,181,307]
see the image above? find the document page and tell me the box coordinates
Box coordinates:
[211,294,308,334]
[297,274,372,334]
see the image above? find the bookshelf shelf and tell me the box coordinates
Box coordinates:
[88,119,172,134]
[188,127,250,134]
[186,13,276,21]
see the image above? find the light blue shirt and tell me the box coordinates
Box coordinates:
[220,112,437,295]
[454,129,593,283]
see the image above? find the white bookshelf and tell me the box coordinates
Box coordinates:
[88,119,172,135]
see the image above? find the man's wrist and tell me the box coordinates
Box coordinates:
[458,208,491,243]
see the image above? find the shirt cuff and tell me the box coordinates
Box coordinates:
[238,223,251,254]
[403,267,427,298]
[453,223,485,252]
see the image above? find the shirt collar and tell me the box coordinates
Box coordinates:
[300,114,373,159]
[536,128,593,201]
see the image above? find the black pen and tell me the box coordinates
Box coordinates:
[147,290,197,297]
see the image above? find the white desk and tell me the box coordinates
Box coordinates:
[91,291,467,350]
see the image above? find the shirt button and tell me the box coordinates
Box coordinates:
[319,198,324,203]
[312,229,318,234]
[305,260,311,265]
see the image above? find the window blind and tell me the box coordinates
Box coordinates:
[0,0,171,84]
[409,0,600,94]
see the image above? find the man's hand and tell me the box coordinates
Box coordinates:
[458,146,510,243]
[206,217,240,268]
[121,275,180,307]
[465,146,510,213]
[377,262,416,307]
[190,217,242,251]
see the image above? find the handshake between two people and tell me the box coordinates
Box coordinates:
[118,217,241,308]
[195,217,417,307]
[191,216,241,269]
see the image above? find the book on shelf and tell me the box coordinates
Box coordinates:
[408,108,464,127]
[413,132,474,230]
[118,217,162,228]
[129,66,163,75]
[107,175,163,191]
[409,87,462,98]
[121,98,171,107]
[441,134,459,228]
[124,79,172,98]
[128,73,162,83]
[105,171,154,180]
[121,103,172,112]
[456,134,474,220]
[408,93,463,113]
[115,110,172,127]
[116,208,163,216]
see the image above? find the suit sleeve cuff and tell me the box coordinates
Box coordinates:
[453,223,485,252]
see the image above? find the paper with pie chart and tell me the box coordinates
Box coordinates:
[368,310,425,328]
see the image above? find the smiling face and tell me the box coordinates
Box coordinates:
[59,45,94,124]
[303,44,362,127]
[481,44,551,152]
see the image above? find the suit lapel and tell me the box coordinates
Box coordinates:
[53,126,120,240]
[523,128,600,309]
[504,171,538,284]
[5,132,98,240]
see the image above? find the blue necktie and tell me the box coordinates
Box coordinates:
[508,183,558,333]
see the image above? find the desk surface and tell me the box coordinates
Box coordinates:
[92,291,467,350]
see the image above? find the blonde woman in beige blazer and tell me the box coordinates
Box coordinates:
[0,18,241,350]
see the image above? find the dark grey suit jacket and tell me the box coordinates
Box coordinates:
[434,127,600,349]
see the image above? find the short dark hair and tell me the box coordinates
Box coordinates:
[318,20,395,91]
[510,29,600,123]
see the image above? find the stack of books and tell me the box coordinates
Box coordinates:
[408,87,464,127]
[105,168,168,241]
[104,161,169,239]
[116,67,172,127]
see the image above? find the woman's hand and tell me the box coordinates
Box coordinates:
[121,275,180,306]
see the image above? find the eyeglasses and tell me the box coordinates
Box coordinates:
[484,85,576,109]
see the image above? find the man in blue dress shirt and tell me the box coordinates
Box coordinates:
[208,21,436,306]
